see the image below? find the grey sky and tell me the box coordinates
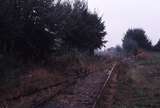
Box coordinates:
[88,0,160,48]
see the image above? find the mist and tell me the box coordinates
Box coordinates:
[88,0,160,48]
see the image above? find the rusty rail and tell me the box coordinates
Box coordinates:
[92,62,118,108]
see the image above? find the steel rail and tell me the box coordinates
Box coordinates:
[92,62,118,108]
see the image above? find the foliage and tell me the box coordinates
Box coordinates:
[0,0,106,61]
[115,45,123,53]
[123,37,138,54]
[122,29,152,54]
[62,1,106,54]
[0,0,55,60]
[115,45,124,57]
[153,39,160,51]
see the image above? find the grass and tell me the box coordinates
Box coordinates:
[137,52,160,65]
[0,53,111,108]
[112,51,160,108]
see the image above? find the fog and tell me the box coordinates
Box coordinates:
[88,0,160,48]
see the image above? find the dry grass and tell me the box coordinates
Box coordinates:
[0,53,111,108]
[112,52,160,108]
[137,52,160,65]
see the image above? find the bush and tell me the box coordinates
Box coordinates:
[123,28,152,54]
[0,0,106,61]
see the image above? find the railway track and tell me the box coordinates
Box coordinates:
[0,62,120,108]
[0,74,84,108]
[38,62,120,108]
[92,62,117,108]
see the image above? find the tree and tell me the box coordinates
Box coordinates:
[0,0,57,60]
[154,39,160,51]
[0,0,107,61]
[62,0,106,54]
[42,0,106,54]
[123,28,152,54]
[123,37,138,55]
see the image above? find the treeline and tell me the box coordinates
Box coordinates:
[122,28,160,54]
[0,0,106,61]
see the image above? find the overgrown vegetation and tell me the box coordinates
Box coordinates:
[0,0,106,61]
[0,0,107,94]
[1,1,160,107]
[122,28,152,54]
[0,53,111,108]
[112,54,160,108]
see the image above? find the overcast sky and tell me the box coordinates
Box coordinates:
[88,0,160,48]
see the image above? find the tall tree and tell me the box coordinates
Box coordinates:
[63,0,106,54]
[0,0,55,60]
[0,0,107,60]
[123,28,152,54]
